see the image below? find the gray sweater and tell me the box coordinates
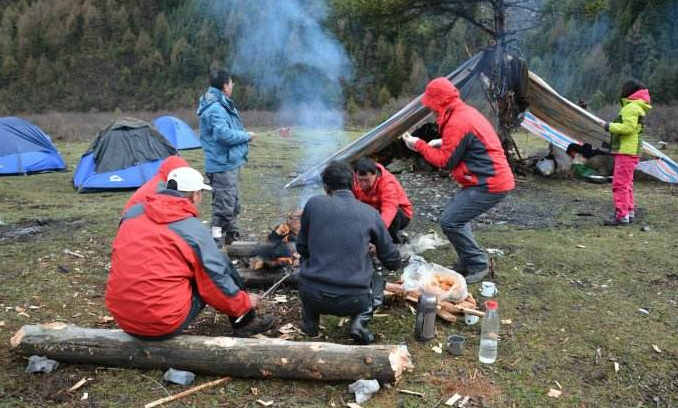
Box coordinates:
[297,190,401,295]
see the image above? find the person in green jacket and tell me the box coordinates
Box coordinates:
[599,79,652,226]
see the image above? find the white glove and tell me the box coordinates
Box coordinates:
[428,138,442,148]
[401,132,420,151]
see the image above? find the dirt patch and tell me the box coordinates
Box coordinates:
[0,218,87,243]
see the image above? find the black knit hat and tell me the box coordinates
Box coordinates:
[620,79,646,99]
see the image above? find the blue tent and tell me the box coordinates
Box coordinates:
[153,115,201,150]
[73,117,177,192]
[0,117,66,175]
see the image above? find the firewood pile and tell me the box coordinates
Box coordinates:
[384,282,483,323]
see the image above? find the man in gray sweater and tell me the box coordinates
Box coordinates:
[296,161,401,344]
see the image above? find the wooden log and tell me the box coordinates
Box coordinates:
[238,268,299,288]
[225,241,266,258]
[10,323,412,384]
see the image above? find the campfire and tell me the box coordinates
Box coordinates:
[248,210,301,270]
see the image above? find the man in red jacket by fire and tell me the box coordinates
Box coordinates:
[352,157,413,244]
[402,78,514,284]
[106,167,273,339]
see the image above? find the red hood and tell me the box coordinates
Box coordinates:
[627,88,651,104]
[158,156,189,180]
[144,192,199,224]
[421,78,463,122]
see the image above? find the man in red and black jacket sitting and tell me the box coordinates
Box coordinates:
[352,157,413,244]
[106,166,273,339]
[402,78,515,284]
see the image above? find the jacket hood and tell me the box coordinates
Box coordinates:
[144,190,199,224]
[626,88,652,105]
[197,87,236,116]
[421,78,463,117]
[157,156,189,180]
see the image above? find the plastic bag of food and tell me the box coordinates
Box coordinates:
[402,255,468,302]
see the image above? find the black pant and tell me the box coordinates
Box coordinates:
[388,208,410,244]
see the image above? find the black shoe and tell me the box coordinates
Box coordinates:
[464,268,489,284]
[603,216,629,226]
[349,310,375,345]
[232,314,274,337]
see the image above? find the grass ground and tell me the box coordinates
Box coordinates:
[0,130,676,407]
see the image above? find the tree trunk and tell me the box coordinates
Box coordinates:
[10,323,412,384]
[238,268,299,288]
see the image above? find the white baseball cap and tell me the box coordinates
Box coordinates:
[167,167,213,192]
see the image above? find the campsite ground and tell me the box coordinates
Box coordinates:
[0,130,676,408]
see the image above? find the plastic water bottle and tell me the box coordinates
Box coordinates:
[478,300,499,364]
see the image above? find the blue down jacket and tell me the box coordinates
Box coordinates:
[197,87,250,173]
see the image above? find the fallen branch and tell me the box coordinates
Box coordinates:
[144,377,230,408]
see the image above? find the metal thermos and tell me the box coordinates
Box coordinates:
[414,292,437,342]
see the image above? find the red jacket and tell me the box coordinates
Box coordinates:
[106,190,250,337]
[122,156,189,213]
[416,78,514,193]
[352,163,413,227]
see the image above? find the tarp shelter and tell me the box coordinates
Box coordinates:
[286,50,678,187]
[73,117,177,192]
[153,115,201,150]
[0,117,66,175]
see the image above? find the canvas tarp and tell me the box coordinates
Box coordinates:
[286,52,678,187]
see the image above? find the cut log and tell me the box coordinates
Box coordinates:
[225,241,266,258]
[238,268,299,289]
[10,323,412,384]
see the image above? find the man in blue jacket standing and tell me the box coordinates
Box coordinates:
[197,71,255,245]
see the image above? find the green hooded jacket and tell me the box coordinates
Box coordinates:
[609,93,652,156]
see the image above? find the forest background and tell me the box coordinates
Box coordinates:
[0,0,676,138]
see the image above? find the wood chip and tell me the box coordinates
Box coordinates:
[337,318,346,327]
[256,400,273,406]
[614,362,620,373]
[651,344,662,353]
[501,319,513,325]
[81,392,88,400]
[278,323,297,334]
[97,316,114,324]
[346,403,363,408]
[408,304,416,315]
[64,249,85,258]
[373,313,389,318]
[554,380,562,390]
[458,396,470,407]
[638,308,650,315]
[17,312,30,318]
[0,321,5,327]
[432,346,443,354]
[398,389,425,398]
[68,377,89,392]
[444,393,462,406]
[575,245,586,249]
[250,387,258,396]
[547,389,562,398]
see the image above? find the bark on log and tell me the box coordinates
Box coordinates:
[238,268,299,289]
[10,323,412,384]
[225,241,265,258]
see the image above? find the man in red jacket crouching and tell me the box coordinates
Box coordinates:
[106,167,273,339]
[352,157,413,244]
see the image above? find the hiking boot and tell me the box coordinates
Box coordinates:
[349,311,375,345]
[464,268,490,284]
[628,211,635,223]
[232,313,275,337]
[603,215,629,226]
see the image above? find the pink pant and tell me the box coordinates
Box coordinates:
[612,154,639,219]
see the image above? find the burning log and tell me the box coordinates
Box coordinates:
[11,323,412,383]
[239,268,299,289]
